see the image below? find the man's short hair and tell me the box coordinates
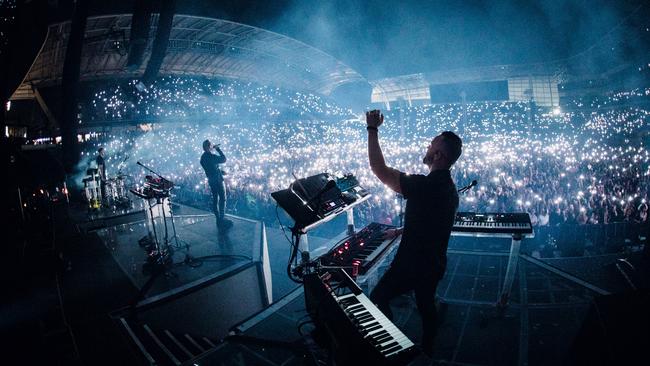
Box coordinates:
[202,139,211,151]
[98,147,104,154]
[440,131,462,166]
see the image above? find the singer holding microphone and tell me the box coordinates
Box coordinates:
[200,139,233,230]
[365,109,462,357]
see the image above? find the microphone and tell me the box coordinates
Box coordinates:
[458,179,478,194]
[137,161,143,166]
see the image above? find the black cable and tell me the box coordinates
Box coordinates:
[194,254,252,261]
[276,204,305,283]
[287,231,304,283]
[297,319,315,338]
[276,204,294,248]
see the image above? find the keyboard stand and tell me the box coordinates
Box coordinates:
[496,232,533,311]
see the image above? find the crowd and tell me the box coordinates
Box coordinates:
[73,77,650,250]
[83,77,352,125]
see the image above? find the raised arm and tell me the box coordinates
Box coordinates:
[366,110,402,194]
[214,146,227,164]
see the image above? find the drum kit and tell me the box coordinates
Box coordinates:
[82,168,132,210]
[106,174,132,208]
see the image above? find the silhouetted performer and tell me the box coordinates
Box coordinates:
[96,147,107,202]
[365,109,462,357]
[200,140,233,230]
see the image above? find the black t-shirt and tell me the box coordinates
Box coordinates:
[392,169,459,279]
[200,150,226,182]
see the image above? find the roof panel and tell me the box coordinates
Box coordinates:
[11,14,367,99]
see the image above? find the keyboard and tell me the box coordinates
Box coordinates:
[320,222,400,275]
[304,269,419,365]
[453,212,533,238]
[336,291,416,358]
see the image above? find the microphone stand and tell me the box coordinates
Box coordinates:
[136,162,199,267]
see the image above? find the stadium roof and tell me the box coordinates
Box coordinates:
[371,63,565,104]
[11,14,366,100]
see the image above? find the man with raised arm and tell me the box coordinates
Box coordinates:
[365,109,462,356]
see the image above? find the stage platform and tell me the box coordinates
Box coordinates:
[89,202,332,302]
[189,246,602,366]
[70,199,147,232]
[68,202,647,365]
[95,203,267,299]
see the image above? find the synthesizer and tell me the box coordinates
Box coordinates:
[318,212,533,279]
[319,222,400,276]
[304,269,419,365]
[453,212,533,237]
[271,172,370,230]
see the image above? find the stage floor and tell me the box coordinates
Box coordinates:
[94,203,332,302]
[82,203,644,365]
[197,253,598,365]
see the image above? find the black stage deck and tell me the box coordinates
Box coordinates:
[196,247,602,366]
[71,203,647,365]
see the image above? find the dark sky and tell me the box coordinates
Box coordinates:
[66,0,650,79]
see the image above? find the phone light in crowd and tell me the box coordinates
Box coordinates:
[552,107,561,115]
